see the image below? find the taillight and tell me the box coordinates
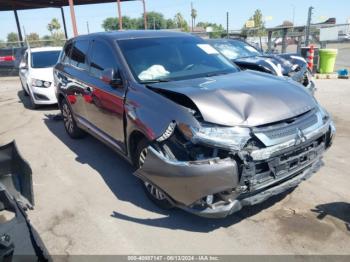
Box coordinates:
[0,56,15,62]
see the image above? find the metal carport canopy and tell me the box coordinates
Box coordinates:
[0,0,147,41]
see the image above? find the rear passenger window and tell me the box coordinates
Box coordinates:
[61,41,73,64]
[70,40,90,70]
[90,41,117,78]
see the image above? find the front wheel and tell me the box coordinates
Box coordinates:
[61,99,85,139]
[29,92,38,109]
[21,82,29,96]
[136,139,174,210]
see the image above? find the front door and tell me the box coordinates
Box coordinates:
[84,39,126,153]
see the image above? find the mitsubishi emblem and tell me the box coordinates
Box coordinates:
[295,128,307,145]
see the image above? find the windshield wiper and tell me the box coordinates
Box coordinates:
[140,79,170,84]
[205,71,231,77]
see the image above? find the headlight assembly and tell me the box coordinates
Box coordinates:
[179,123,251,151]
[31,79,51,88]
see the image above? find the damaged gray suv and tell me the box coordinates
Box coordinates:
[54,31,335,218]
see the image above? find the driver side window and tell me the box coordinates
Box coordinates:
[89,40,118,79]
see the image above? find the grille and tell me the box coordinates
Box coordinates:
[256,110,318,140]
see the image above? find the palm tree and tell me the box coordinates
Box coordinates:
[191,5,197,31]
[47,18,61,35]
[174,12,185,29]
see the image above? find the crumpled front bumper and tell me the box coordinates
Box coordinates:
[181,156,323,218]
[134,119,334,218]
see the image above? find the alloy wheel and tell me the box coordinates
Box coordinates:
[139,148,166,201]
[62,103,74,134]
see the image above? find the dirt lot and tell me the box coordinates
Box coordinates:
[0,77,349,255]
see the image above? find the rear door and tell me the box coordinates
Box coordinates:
[59,39,91,121]
[83,39,127,153]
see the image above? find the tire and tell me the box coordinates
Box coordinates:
[61,99,86,139]
[29,92,39,109]
[21,82,29,96]
[135,139,174,210]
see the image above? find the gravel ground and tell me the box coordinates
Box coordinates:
[0,77,349,255]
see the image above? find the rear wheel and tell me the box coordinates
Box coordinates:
[61,99,85,139]
[136,139,173,210]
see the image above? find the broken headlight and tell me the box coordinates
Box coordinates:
[179,123,251,151]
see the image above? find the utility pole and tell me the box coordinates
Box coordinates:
[191,2,194,32]
[86,21,90,34]
[153,17,156,30]
[226,12,229,39]
[117,0,122,30]
[305,6,314,46]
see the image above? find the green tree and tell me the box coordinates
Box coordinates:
[102,17,118,31]
[47,18,61,35]
[174,13,189,31]
[102,16,139,31]
[41,35,52,46]
[26,32,39,42]
[26,32,40,47]
[242,9,266,37]
[7,32,19,43]
[197,22,224,38]
[146,12,166,29]
[166,18,176,29]
[0,39,6,48]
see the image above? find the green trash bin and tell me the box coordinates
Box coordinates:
[318,49,338,74]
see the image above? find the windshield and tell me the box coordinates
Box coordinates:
[117,36,239,83]
[31,51,61,68]
[211,40,261,60]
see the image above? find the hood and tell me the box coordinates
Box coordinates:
[148,71,316,127]
[29,67,54,82]
[234,53,307,77]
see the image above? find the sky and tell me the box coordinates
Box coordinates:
[0,0,349,40]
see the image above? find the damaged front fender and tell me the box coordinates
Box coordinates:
[134,146,239,206]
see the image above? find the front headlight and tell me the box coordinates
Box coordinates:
[31,79,51,88]
[179,123,251,151]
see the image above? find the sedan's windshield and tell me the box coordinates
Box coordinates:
[31,51,61,68]
[117,36,239,83]
[211,40,261,60]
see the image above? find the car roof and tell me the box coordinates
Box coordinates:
[71,30,196,42]
[207,38,242,43]
[29,46,62,53]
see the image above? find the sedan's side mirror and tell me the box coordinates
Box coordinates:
[19,63,28,70]
[100,68,122,87]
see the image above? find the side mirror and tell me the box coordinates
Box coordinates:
[100,68,122,87]
[19,63,28,70]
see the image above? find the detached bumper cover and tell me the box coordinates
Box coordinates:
[0,141,48,259]
[134,147,239,206]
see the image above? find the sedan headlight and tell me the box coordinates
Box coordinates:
[31,79,51,88]
[179,123,251,151]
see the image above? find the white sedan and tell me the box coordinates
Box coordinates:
[19,47,62,108]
